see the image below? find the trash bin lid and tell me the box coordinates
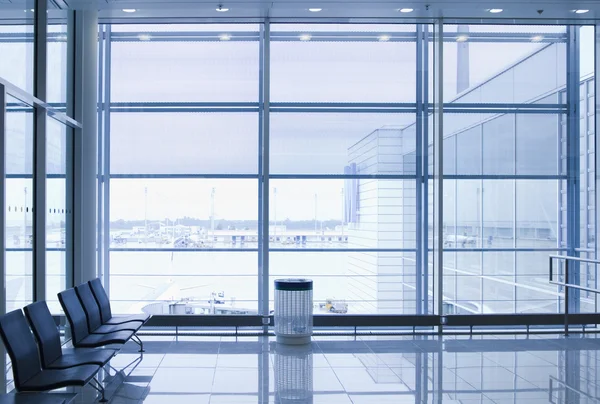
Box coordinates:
[275,278,313,291]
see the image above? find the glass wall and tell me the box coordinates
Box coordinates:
[99,22,595,321]
[107,24,261,314]
[5,95,34,313]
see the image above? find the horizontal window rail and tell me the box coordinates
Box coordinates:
[0,79,81,129]
[549,255,600,334]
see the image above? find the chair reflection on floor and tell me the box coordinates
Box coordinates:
[274,343,313,404]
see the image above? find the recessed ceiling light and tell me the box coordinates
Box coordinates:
[489,8,503,13]
[122,9,136,13]
[399,8,414,13]
[456,35,469,42]
[575,9,589,14]
[309,8,322,12]
[299,34,312,41]
[137,34,152,41]
[219,34,231,41]
[531,35,544,42]
[378,35,391,42]
[216,5,229,12]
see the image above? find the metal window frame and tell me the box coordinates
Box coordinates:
[94,20,595,330]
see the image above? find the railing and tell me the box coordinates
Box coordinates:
[549,255,600,334]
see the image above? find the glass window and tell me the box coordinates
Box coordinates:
[46,116,71,313]
[47,7,69,106]
[516,180,559,248]
[482,114,514,175]
[516,114,561,175]
[110,24,260,103]
[270,24,417,103]
[444,25,566,103]
[270,251,417,315]
[269,179,416,250]
[455,125,481,175]
[110,251,258,315]
[5,95,34,313]
[110,112,258,174]
[0,7,34,93]
[270,113,416,175]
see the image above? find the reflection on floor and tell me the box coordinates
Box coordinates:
[20,334,600,403]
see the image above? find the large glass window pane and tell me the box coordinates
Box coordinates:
[269,252,417,315]
[0,7,34,93]
[515,251,561,313]
[516,180,559,248]
[110,179,258,249]
[110,24,259,102]
[110,112,258,174]
[46,116,71,313]
[270,113,416,175]
[482,180,514,245]
[444,25,566,103]
[482,114,514,175]
[47,7,69,106]
[5,96,34,313]
[269,179,416,250]
[516,114,562,175]
[110,251,258,315]
[270,24,417,103]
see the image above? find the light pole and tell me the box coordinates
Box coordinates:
[314,193,318,234]
[340,187,344,238]
[210,187,216,241]
[273,187,277,237]
[23,187,27,246]
[144,186,148,244]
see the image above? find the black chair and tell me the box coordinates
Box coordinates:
[0,310,107,402]
[23,301,117,370]
[89,278,150,325]
[75,284,141,334]
[58,289,134,349]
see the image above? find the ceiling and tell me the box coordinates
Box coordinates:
[4,0,600,21]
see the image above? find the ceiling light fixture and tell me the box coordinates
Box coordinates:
[531,35,544,42]
[216,5,229,12]
[399,8,414,13]
[456,35,469,42]
[378,35,391,41]
[575,9,589,14]
[219,34,232,41]
[122,9,136,13]
[137,34,152,41]
[309,8,322,12]
[299,34,312,41]
[489,8,503,13]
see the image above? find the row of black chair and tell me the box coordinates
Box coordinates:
[0,278,150,402]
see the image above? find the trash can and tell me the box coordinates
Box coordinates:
[274,279,313,345]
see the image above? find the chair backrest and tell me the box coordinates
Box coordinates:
[23,301,63,368]
[89,278,112,324]
[75,283,103,332]
[0,310,42,389]
[58,288,90,345]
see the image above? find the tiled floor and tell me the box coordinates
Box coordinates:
[32,334,600,403]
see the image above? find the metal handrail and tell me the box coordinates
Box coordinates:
[549,255,600,334]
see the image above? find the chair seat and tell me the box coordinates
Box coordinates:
[104,313,149,325]
[93,322,141,334]
[46,349,117,370]
[75,331,134,348]
[19,365,99,391]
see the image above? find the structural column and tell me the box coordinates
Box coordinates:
[73,10,98,285]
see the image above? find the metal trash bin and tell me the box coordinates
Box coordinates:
[274,279,313,345]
